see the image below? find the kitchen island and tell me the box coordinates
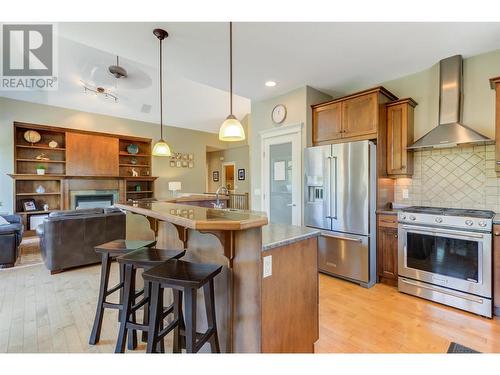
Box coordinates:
[115,201,319,353]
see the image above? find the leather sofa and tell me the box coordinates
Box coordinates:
[36,207,125,274]
[0,214,24,268]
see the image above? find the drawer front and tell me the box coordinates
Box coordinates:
[377,214,398,228]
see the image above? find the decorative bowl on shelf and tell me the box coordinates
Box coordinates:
[127,144,139,154]
[48,140,59,148]
[24,130,41,144]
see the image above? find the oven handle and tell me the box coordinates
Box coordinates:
[400,278,485,304]
[400,225,486,239]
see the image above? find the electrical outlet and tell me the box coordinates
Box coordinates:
[402,189,409,199]
[263,255,272,278]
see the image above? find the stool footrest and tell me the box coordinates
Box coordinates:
[105,282,124,297]
[131,297,149,313]
[156,318,180,342]
[126,322,148,332]
[102,302,123,310]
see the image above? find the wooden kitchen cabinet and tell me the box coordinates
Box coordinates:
[386,98,417,177]
[312,101,342,144]
[490,77,500,174]
[311,86,397,146]
[493,224,500,316]
[341,93,378,138]
[377,214,399,286]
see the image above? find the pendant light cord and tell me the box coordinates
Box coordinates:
[229,22,233,116]
[159,37,164,140]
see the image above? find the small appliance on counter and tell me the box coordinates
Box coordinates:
[304,140,377,288]
[398,206,494,318]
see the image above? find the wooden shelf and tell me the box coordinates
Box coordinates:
[16,210,55,215]
[119,164,150,167]
[16,144,65,151]
[16,192,61,196]
[126,190,153,194]
[119,152,149,157]
[16,159,66,163]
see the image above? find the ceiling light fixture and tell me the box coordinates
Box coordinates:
[152,28,172,157]
[219,22,246,142]
[108,56,128,79]
[80,80,118,102]
[265,81,277,87]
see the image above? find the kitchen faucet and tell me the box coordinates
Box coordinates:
[213,186,229,209]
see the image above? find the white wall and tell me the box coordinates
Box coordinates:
[249,86,332,212]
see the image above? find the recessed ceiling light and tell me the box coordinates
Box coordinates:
[265,81,277,87]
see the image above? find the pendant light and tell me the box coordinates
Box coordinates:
[219,22,246,142]
[152,28,172,157]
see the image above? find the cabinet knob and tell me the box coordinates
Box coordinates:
[495,232,500,236]
[394,234,398,238]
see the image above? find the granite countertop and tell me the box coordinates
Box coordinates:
[262,223,320,251]
[115,201,268,230]
[166,194,229,203]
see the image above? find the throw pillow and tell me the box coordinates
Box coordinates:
[0,216,10,226]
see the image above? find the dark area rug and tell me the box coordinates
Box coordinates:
[447,342,480,353]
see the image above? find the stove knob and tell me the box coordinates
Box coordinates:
[478,221,487,227]
[465,219,473,226]
[435,217,443,223]
[409,215,416,221]
[401,215,407,220]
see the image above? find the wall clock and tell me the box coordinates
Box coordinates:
[272,104,287,125]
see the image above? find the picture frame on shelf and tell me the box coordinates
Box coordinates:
[188,161,194,168]
[181,161,188,168]
[169,160,176,167]
[238,168,246,181]
[22,199,37,212]
[213,171,219,182]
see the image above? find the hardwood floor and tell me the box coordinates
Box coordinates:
[2,263,500,353]
[315,274,500,353]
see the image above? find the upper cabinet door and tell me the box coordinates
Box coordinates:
[66,132,119,176]
[312,102,342,144]
[386,99,416,177]
[341,93,378,139]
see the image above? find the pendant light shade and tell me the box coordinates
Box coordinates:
[152,139,172,156]
[219,114,246,141]
[152,28,172,156]
[219,22,245,142]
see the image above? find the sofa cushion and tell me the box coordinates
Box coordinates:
[0,216,9,226]
[0,223,22,234]
[49,208,104,218]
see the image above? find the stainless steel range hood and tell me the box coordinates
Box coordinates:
[407,55,492,150]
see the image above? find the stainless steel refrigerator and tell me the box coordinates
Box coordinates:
[304,140,376,288]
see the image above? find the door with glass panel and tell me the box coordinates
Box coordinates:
[262,132,301,226]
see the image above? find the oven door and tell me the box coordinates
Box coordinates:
[398,224,491,298]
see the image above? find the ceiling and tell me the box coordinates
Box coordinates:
[2,22,500,133]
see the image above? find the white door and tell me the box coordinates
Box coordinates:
[261,125,302,226]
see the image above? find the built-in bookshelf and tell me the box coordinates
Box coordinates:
[10,122,158,234]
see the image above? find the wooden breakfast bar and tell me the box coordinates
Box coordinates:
[114,201,320,353]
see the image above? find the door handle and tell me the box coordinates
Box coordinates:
[321,232,363,243]
[286,203,296,207]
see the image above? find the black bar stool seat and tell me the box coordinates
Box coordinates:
[115,248,186,353]
[89,239,156,345]
[142,259,222,353]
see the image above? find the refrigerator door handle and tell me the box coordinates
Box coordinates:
[330,156,337,219]
[325,154,332,219]
[321,231,363,243]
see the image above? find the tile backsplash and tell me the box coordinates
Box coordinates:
[394,144,500,212]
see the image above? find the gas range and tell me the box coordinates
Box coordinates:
[397,205,493,317]
[398,206,495,232]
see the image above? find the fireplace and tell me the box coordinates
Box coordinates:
[75,194,114,209]
[70,189,120,209]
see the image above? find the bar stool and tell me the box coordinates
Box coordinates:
[89,239,156,345]
[115,247,186,353]
[142,259,222,353]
